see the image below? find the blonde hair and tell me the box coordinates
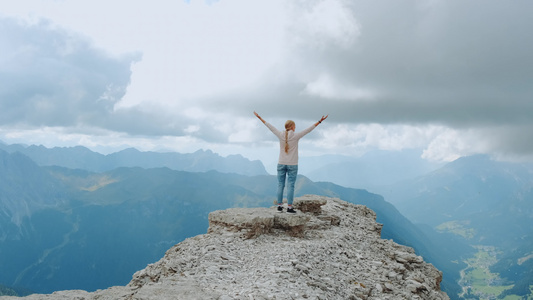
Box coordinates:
[284,120,295,154]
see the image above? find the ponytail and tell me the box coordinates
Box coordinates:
[284,120,295,154]
[285,131,289,153]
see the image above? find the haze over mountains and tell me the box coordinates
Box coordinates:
[299,149,445,189]
[0,142,531,299]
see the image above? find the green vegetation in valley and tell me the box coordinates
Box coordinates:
[459,246,533,299]
[436,220,476,239]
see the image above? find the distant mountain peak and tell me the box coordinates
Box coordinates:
[11,196,449,300]
[0,142,268,176]
[115,147,141,154]
[194,148,213,154]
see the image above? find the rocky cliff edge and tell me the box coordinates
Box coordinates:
[2,195,449,300]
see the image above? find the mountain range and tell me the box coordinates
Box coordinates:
[0,145,468,299]
[0,142,267,176]
[1,143,531,299]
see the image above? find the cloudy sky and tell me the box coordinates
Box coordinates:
[1,0,533,168]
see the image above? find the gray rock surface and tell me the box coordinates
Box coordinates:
[2,195,449,300]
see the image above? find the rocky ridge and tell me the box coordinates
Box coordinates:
[1,195,449,300]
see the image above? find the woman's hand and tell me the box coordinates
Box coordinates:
[315,114,328,126]
[254,111,266,123]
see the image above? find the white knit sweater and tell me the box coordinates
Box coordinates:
[264,122,316,165]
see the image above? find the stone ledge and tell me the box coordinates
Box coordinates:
[208,207,311,238]
[208,196,335,238]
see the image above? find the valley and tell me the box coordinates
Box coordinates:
[459,246,514,299]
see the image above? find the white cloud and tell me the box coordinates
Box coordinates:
[318,123,444,155]
[286,0,361,50]
[2,0,288,104]
[422,129,475,162]
[2,0,533,165]
[114,0,288,107]
[302,73,375,101]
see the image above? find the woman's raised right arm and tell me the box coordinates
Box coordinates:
[255,112,281,137]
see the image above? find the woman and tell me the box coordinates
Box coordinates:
[254,111,328,213]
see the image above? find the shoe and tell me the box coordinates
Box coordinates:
[277,206,283,213]
[287,207,296,214]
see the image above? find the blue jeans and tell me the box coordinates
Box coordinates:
[277,164,298,206]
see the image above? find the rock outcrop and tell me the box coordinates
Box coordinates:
[1,195,449,300]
